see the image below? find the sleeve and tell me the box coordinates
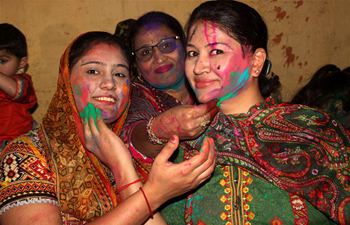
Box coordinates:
[0,135,58,214]
[12,74,37,108]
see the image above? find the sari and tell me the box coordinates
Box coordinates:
[162,97,350,225]
[0,39,129,224]
[121,81,182,179]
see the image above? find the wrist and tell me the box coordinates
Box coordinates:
[141,181,164,211]
[146,117,167,145]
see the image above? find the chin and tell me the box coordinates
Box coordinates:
[196,90,220,104]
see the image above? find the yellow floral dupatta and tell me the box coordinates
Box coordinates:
[42,38,129,223]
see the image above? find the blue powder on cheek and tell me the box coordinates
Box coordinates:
[217,68,250,107]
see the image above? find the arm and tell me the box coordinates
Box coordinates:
[0,108,215,225]
[0,72,17,97]
[131,101,218,158]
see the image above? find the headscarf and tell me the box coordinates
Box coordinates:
[41,35,129,221]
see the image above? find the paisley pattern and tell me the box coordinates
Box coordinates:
[161,97,349,225]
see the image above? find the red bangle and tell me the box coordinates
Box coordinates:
[117,179,142,192]
[139,187,153,219]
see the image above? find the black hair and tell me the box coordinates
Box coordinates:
[129,11,186,51]
[68,31,130,71]
[0,23,27,58]
[291,64,350,112]
[186,0,280,98]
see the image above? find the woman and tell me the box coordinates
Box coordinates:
[121,12,218,178]
[0,31,216,225]
[161,1,350,224]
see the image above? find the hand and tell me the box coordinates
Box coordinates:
[83,104,135,181]
[143,135,216,209]
[152,100,219,140]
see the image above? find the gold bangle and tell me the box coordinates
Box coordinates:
[146,117,167,145]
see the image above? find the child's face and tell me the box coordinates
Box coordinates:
[0,50,23,76]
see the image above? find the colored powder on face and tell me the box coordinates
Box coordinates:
[73,85,81,96]
[80,102,100,128]
[216,68,250,107]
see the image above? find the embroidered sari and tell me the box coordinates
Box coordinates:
[161,97,350,225]
[0,39,128,224]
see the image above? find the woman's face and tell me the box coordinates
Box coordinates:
[185,21,252,104]
[70,43,130,124]
[133,24,185,90]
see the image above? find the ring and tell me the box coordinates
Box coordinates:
[200,120,210,127]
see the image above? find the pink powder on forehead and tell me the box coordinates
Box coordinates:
[203,21,217,44]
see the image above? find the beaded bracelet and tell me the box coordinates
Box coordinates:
[146,117,167,145]
[117,178,142,192]
[139,187,153,219]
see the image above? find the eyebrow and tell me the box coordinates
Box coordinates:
[206,42,232,48]
[80,61,129,70]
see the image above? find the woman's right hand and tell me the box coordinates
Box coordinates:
[142,135,216,210]
[151,100,219,140]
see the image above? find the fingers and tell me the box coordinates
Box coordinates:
[154,135,180,163]
[180,137,215,175]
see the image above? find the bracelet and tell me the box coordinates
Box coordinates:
[139,187,154,219]
[146,117,167,145]
[117,178,142,192]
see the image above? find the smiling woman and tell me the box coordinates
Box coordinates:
[160,1,350,225]
[120,12,218,180]
[70,42,130,124]
[0,31,216,225]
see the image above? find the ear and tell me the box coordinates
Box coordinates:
[250,48,266,78]
[18,57,28,73]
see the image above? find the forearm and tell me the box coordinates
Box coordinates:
[0,72,17,97]
[88,186,166,225]
[131,121,164,158]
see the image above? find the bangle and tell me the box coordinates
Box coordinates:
[139,187,153,219]
[117,179,142,192]
[146,117,167,145]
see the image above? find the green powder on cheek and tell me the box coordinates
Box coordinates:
[73,85,81,96]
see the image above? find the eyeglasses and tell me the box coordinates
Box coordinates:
[132,36,180,62]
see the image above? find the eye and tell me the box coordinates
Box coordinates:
[86,69,99,75]
[0,58,8,64]
[114,72,126,78]
[210,49,224,56]
[140,48,152,56]
[186,50,198,58]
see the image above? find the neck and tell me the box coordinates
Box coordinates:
[165,79,194,104]
[219,81,264,115]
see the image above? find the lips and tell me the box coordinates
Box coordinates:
[194,79,215,89]
[155,64,173,74]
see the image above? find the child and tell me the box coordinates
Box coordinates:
[0,23,37,151]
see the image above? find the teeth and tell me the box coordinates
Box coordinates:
[95,97,116,103]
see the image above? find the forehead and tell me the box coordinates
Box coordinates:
[80,43,127,62]
[188,21,232,43]
[135,24,176,46]
[0,49,15,57]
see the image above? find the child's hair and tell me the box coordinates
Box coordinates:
[0,23,28,58]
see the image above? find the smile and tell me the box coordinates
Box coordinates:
[155,64,173,74]
[93,96,116,103]
[194,79,215,89]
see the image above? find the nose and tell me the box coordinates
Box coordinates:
[152,47,165,64]
[193,54,210,75]
[101,74,116,90]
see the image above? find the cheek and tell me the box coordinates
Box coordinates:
[72,80,91,112]
[115,80,130,112]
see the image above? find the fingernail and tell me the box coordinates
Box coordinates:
[170,135,176,143]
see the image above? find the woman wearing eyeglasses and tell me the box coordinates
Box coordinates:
[120,11,218,179]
